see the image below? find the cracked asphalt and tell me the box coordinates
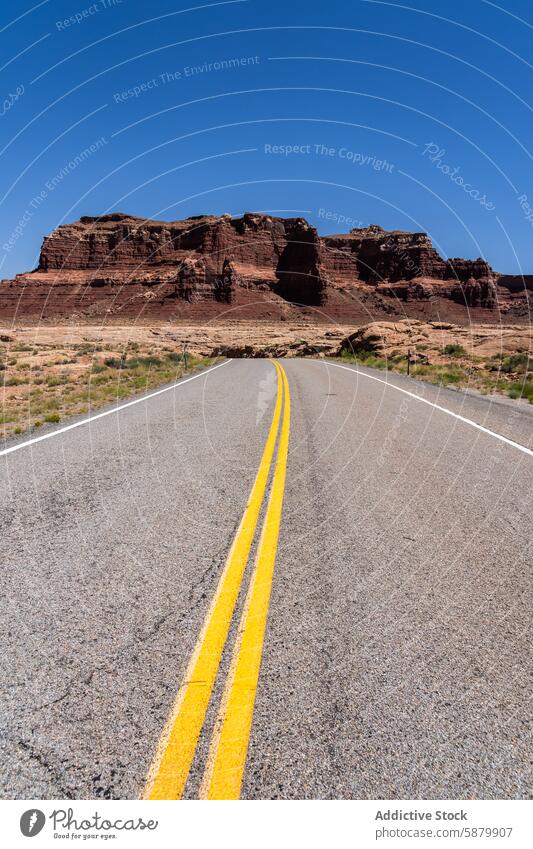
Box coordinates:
[0,358,531,799]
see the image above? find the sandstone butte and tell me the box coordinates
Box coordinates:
[1,212,530,324]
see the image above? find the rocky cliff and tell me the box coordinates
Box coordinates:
[0,213,528,322]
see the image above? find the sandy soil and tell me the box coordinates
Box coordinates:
[2,318,530,357]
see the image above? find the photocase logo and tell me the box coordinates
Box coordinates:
[20,809,46,837]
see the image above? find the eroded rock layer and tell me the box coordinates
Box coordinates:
[1,213,529,322]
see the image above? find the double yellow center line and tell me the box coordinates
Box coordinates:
[143,361,290,800]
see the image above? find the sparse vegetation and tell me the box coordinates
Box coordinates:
[1,339,216,440]
[443,343,467,356]
[45,373,70,386]
[1,320,530,446]
[75,342,103,355]
[498,353,529,374]
[340,345,532,403]
[438,370,463,385]
[341,349,389,370]
[507,381,533,403]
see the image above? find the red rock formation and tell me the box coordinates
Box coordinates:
[323,224,447,283]
[0,212,526,323]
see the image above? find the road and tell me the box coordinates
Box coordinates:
[0,358,531,800]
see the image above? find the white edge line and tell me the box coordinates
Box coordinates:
[0,359,231,458]
[325,361,533,458]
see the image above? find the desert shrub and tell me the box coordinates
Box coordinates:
[76,343,99,355]
[136,355,162,367]
[500,353,530,374]
[443,343,467,356]
[507,381,533,403]
[44,413,61,424]
[45,373,69,386]
[109,355,164,369]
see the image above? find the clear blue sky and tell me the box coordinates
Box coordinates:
[1,0,532,278]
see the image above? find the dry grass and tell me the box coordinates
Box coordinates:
[1,337,215,441]
[340,349,533,403]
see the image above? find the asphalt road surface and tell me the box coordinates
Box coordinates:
[0,358,531,800]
